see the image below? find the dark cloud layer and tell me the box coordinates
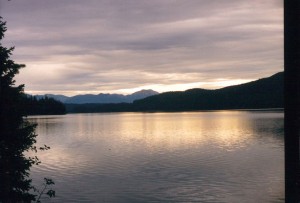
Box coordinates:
[0,0,283,95]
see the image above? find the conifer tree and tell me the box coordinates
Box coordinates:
[0,17,54,202]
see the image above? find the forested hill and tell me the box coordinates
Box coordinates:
[66,72,283,113]
[133,72,283,111]
[23,96,66,115]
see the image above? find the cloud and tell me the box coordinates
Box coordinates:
[1,0,283,95]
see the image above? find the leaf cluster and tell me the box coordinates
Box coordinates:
[34,178,56,203]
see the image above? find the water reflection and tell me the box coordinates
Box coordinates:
[28,111,284,203]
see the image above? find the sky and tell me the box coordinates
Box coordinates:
[0,0,283,96]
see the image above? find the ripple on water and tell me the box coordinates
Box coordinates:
[29,111,284,203]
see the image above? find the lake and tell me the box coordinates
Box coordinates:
[28,110,284,203]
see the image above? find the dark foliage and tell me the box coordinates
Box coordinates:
[0,17,55,202]
[0,17,37,202]
[24,95,66,115]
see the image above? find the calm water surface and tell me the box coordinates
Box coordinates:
[28,111,284,203]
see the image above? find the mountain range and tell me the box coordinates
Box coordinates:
[66,72,283,113]
[34,89,159,104]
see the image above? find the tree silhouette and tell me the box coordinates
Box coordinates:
[24,95,66,115]
[0,17,54,202]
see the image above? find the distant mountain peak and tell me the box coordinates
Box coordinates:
[130,89,159,95]
[34,89,159,104]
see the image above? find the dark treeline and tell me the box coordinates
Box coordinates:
[66,102,132,113]
[133,72,283,111]
[66,72,283,113]
[23,95,66,115]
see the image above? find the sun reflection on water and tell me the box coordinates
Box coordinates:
[108,111,256,152]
